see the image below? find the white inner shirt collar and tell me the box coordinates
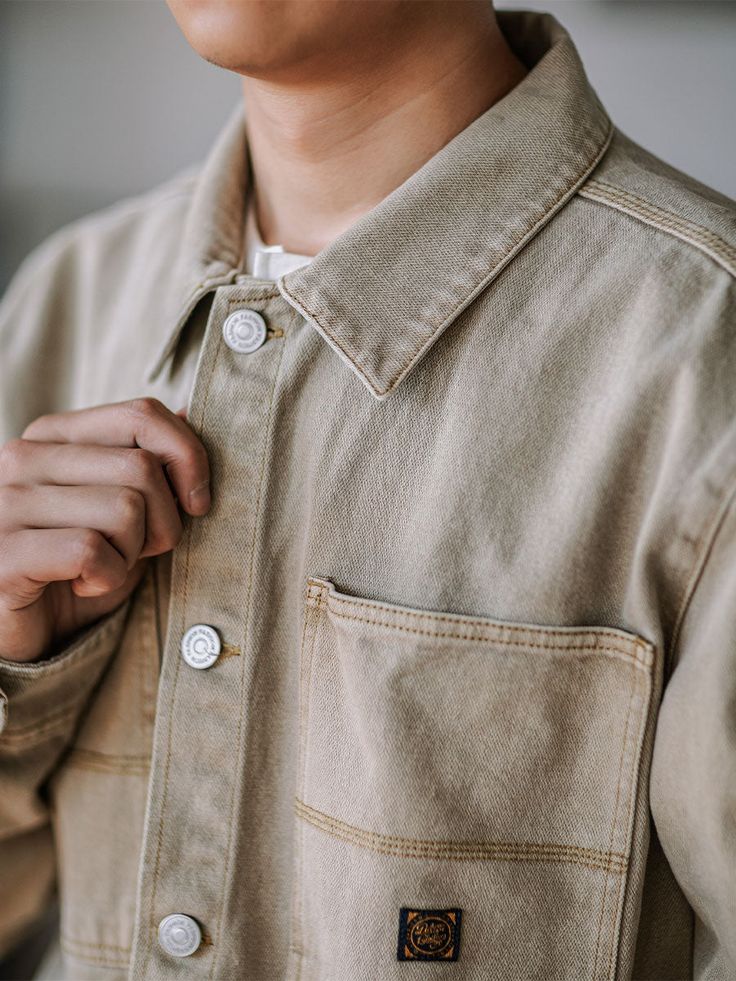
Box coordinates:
[244,192,314,281]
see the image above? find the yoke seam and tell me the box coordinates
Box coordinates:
[578,179,736,279]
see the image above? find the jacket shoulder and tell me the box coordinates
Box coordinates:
[577,127,736,279]
[1,165,200,305]
[0,166,202,441]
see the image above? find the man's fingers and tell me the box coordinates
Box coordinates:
[21,397,210,516]
[0,528,130,606]
[0,440,183,558]
[0,484,146,569]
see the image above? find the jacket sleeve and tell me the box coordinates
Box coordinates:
[0,600,133,959]
[649,479,736,976]
[0,234,134,959]
[0,222,88,445]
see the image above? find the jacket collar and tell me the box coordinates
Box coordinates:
[148,10,612,399]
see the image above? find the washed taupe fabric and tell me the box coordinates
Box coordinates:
[1,9,736,980]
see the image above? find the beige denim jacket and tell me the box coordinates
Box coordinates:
[2,10,736,981]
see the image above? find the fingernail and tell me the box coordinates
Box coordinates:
[188,479,211,514]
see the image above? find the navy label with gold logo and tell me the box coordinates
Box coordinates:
[397,908,462,961]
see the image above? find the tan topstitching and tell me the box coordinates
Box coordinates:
[318,602,650,667]
[669,474,736,671]
[140,305,226,977]
[61,935,131,954]
[59,947,129,970]
[208,332,287,981]
[591,670,636,977]
[281,121,615,398]
[290,601,321,974]
[579,179,736,278]
[2,705,78,743]
[308,578,652,658]
[604,662,654,980]
[294,799,627,875]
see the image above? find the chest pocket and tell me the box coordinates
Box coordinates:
[290,576,659,981]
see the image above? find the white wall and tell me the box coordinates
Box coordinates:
[1,0,734,291]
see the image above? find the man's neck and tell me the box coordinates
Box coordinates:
[242,9,527,256]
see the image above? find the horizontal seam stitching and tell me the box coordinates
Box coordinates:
[320,605,649,666]
[589,180,736,253]
[63,760,150,775]
[579,179,736,276]
[296,803,627,859]
[294,800,627,874]
[0,610,126,680]
[60,944,129,968]
[64,749,150,764]
[309,580,650,655]
[61,935,131,953]
[2,707,78,743]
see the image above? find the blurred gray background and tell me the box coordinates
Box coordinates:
[1,0,735,293]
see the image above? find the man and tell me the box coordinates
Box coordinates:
[0,1,734,978]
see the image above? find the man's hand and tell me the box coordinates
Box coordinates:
[0,397,209,662]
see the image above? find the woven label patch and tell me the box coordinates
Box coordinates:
[397,908,462,961]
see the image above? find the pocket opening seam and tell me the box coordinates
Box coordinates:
[319,604,651,669]
[306,579,653,666]
[294,798,628,875]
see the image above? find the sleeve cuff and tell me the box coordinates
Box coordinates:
[0,598,133,739]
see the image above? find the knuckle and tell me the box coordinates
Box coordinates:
[149,516,183,555]
[76,528,106,569]
[0,438,29,477]
[0,535,11,581]
[179,442,208,475]
[115,487,144,526]
[20,413,52,439]
[106,561,128,591]
[127,397,166,422]
[125,448,160,485]
[0,486,23,532]
[0,484,19,512]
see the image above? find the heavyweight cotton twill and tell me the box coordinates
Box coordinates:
[1,10,736,980]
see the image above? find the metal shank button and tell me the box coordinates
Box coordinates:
[181,623,221,670]
[222,308,267,353]
[158,913,202,958]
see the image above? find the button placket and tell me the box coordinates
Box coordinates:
[131,284,288,979]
